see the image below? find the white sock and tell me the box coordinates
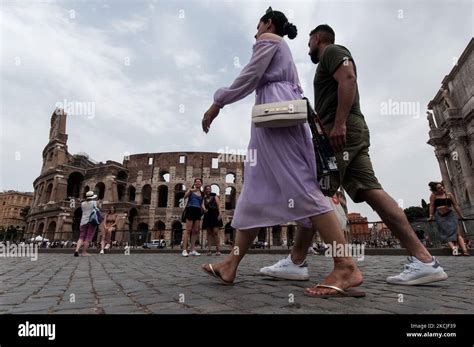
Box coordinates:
[416,256,435,266]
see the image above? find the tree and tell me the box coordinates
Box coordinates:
[5,225,17,241]
[404,206,429,223]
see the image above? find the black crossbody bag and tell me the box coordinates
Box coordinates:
[304,97,340,197]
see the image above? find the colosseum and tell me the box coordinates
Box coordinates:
[25,109,301,248]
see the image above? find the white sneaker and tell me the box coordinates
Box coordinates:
[189,250,201,256]
[105,243,110,250]
[259,255,309,281]
[99,250,104,254]
[386,256,448,285]
[182,250,189,257]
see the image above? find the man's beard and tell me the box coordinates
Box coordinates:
[309,48,320,64]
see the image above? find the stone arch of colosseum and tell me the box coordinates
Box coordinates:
[25,110,254,246]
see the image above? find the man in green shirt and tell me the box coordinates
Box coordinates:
[260,25,448,296]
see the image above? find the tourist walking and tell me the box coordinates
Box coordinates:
[260,24,448,289]
[201,8,364,298]
[74,191,101,257]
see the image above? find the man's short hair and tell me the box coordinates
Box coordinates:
[310,24,335,44]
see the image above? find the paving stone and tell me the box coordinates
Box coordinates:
[0,254,472,314]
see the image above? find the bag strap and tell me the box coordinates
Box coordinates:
[303,97,338,174]
[303,97,330,139]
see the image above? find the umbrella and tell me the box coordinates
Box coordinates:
[30,235,49,242]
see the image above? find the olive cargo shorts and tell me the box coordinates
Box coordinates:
[324,114,382,203]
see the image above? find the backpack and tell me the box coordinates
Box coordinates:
[89,204,103,226]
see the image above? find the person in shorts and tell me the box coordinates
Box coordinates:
[182,178,204,257]
[74,191,100,257]
[259,24,448,293]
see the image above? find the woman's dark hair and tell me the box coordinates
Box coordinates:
[429,181,443,192]
[108,206,115,214]
[260,8,297,39]
[203,185,212,195]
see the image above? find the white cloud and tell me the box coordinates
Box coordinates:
[171,49,202,69]
[0,0,471,223]
[110,14,149,34]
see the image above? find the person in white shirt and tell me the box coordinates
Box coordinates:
[74,191,100,257]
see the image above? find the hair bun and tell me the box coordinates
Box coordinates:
[284,22,297,39]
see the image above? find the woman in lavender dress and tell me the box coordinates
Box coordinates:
[201,8,363,297]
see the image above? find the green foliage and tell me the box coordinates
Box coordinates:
[404,205,429,223]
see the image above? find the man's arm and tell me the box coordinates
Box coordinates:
[330,60,357,152]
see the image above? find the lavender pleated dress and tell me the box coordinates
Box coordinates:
[214,38,333,230]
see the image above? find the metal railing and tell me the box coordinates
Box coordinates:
[1,227,236,250]
[2,217,472,250]
[347,218,474,248]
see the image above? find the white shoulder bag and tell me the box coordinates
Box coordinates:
[251,99,307,127]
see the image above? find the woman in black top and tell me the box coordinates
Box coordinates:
[428,182,468,256]
[182,178,204,257]
[202,185,222,256]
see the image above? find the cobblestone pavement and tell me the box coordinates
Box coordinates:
[0,254,472,314]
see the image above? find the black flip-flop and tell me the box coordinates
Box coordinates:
[304,284,365,298]
[201,264,234,286]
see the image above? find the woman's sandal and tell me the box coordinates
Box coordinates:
[201,264,234,286]
[304,284,366,298]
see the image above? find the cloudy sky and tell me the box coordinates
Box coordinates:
[1,0,472,221]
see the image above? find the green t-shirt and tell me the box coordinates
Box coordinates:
[313,44,364,125]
